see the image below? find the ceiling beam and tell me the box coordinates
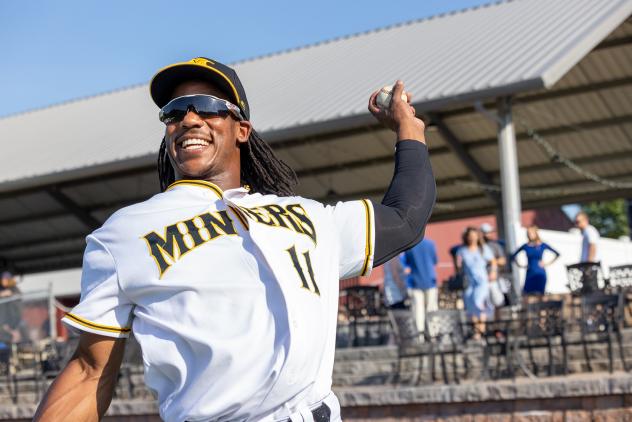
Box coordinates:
[0,165,156,201]
[0,255,14,272]
[517,77,632,105]
[15,254,84,275]
[322,169,632,207]
[429,114,632,157]
[428,113,500,204]
[0,196,151,227]
[430,186,632,223]
[438,170,632,202]
[594,35,632,50]
[298,141,631,190]
[0,208,72,227]
[2,148,630,230]
[46,186,101,230]
[0,233,88,253]
[296,155,393,178]
[435,149,632,189]
[12,244,86,266]
[442,76,632,118]
[3,164,632,255]
[511,150,632,176]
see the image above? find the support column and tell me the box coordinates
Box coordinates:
[497,96,522,302]
[494,209,506,242]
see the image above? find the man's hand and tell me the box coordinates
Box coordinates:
[368,80,425,144]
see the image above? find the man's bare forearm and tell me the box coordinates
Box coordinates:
[34,334,126,421]
[34,356,118,421]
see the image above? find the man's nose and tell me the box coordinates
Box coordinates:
[181,109,204,127]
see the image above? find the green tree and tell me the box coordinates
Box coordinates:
[582,199,630,239]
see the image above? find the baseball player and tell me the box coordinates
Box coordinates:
[34,57,435,422]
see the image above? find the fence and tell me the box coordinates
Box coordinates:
[0,287,55,349]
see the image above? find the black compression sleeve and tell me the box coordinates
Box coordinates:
[372,140,436,266]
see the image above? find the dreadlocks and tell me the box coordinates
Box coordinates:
[157,129,297,196]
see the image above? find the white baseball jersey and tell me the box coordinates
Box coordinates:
[62,180,375,422]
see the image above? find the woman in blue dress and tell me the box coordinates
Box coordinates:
[510,225,560,295]
[456,227,497,338]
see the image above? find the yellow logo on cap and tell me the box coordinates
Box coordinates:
[192,57,214,66]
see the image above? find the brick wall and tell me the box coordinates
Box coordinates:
[342,395,632,421]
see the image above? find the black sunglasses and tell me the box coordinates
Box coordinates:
[159,94,244,124]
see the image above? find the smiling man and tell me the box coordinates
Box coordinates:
[34,57,436,422]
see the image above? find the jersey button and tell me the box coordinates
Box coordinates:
[291,318,299,328]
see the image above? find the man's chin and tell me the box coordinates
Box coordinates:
[176,164,217,180]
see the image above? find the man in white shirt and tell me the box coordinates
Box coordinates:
[575,211,600,262]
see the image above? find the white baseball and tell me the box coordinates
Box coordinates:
[376,85,408,109]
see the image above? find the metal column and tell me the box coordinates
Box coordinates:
[497,97,522,302]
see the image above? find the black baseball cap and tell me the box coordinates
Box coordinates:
[150,57,250,120]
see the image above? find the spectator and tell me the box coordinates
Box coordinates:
[575,211,600,262]
[404,238,438,334]
[456,228,496,339]
[382,254,408,310]
[0,271,22,347]
[449,243,462,273]
[510,225,560,295]
[480,223,510,306]
[480,223,507,268]
[447,240,465,291]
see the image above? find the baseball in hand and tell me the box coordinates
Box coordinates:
[376,85,409,109]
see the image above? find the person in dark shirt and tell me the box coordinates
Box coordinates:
[0,271,22,346]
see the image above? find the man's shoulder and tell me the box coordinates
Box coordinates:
[103,191,171,224]
[586,225,600,239]
[92,190,202,239]
[488,240,504,254]
[240,192,321,207]
[236,192,329,216]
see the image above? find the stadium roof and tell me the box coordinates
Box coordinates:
[1,0,632,274]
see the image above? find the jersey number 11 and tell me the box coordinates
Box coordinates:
[286,245,320,295]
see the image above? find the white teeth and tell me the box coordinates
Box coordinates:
[181,138,210,148]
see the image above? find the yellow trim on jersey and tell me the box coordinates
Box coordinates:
[228,206,249,230]
[64,313,131,334]
[166,180,223,198]
[360,199,373,276]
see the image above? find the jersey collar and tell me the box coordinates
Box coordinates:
[166,180,223,198]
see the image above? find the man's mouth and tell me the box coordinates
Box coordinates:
[178,138,211,151]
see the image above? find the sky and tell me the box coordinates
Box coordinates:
[0,0,492,118]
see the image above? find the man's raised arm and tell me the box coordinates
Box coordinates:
[367,80,437,266]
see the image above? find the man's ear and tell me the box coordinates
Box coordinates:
[236,120,252,145]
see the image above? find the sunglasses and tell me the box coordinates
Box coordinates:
[159,94,244,124]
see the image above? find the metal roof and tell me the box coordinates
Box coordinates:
[1,0,630,189]
[1,0,631,274]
